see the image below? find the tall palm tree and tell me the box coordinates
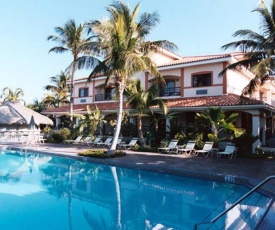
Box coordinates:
[27,98,46,113]
[1,87,25,104]
[220,0,275,95]
[48,19,95,125]
[44,71,70,107]
[42,93,68,108]
[86,1,177,154]
[124,79,167,147]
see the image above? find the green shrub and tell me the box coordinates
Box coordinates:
[234,133,258,156]
[174,132,186,145]
[78,149,126,158]
[132,145,158,152]
[49,128,71,143]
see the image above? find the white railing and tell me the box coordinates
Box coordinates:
[0,130,41,143]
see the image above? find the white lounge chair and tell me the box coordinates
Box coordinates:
[193,142,214,157]
[88,136,103,147]
[177,141,196,155]
[96,137,113,147]
[217,145,236,159]
[118,137,138,149]
[78,136,92,145]
[64,135,83,144]
[105,137,123,148]
[158,139,178,154]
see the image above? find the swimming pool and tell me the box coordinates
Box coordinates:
[0,150,272,229]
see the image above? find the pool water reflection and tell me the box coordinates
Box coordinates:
[0,151,271,229]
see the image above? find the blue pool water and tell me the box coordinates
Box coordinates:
[0,150,271,230]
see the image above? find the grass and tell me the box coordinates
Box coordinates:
[78,149,126,158]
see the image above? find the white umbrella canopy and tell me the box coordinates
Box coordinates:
[0,101,53,126]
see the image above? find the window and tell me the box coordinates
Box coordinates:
[79,88,88,97]
[105,88,115,100]
[192,73,212,87]
[161,80,175,96]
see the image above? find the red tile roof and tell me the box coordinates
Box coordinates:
[42,101,127,113]
[164,94,265,108]
[42,94,268,114]
[158,52,244,68]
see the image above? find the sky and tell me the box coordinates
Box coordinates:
[0,0,271,104]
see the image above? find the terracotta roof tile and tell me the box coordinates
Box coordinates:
[158,52,244,68]
[42,101,129,113]
[164,94,265,108]
[42,94,268,114]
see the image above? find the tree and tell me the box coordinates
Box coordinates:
[124,79,167,147]
[195,107,244,145]
[42,93,68,109]
[27,98,46,113]
[77,105,106,137]
[1,87,25,104]
[48,19,94,125]
[86,1,177,154]
[44,71,70,107]
[44,71,70,102]
[220,0,275,95]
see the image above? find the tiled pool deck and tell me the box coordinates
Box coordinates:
[1,142,275,229]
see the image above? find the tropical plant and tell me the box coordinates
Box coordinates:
[220,0,275,95]
[85,1,177,153]
[124,79,167,147]
[27,98,46,112]
[49,127,71,143]
[77,105,106,137]
[1,87,25,104]
[48,19,95,125]
[42,93,68,108]
[44,71,70,107]
[195,107,244,145]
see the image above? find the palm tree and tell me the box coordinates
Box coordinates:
[45,71,70,98]
[44,71,70,107]
[77,105,106,137]
[27,98,46,113]
[124,79,167,147]
[1,87,25,104]
[220,0,275,95]
[42,93,68,108]
[48,19,95,125]
[195,107,244,145]
[86,1,177,154]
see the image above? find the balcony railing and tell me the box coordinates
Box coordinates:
[95,93,115,101]
[159,87,181,97]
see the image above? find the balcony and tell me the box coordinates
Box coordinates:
[95,93,115,101]
[159,87,181,97]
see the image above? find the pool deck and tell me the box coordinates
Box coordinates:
[2,142,274,184]
[1,142,275,229]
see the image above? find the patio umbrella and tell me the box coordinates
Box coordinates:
[0,101,53,126]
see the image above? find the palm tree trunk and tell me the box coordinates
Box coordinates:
[108,81,124,155]
[69,61,77,127]
[137,116,145,147]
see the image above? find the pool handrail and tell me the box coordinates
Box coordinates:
[194,175,275,230]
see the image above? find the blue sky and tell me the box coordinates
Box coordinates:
[0,0,270,104]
